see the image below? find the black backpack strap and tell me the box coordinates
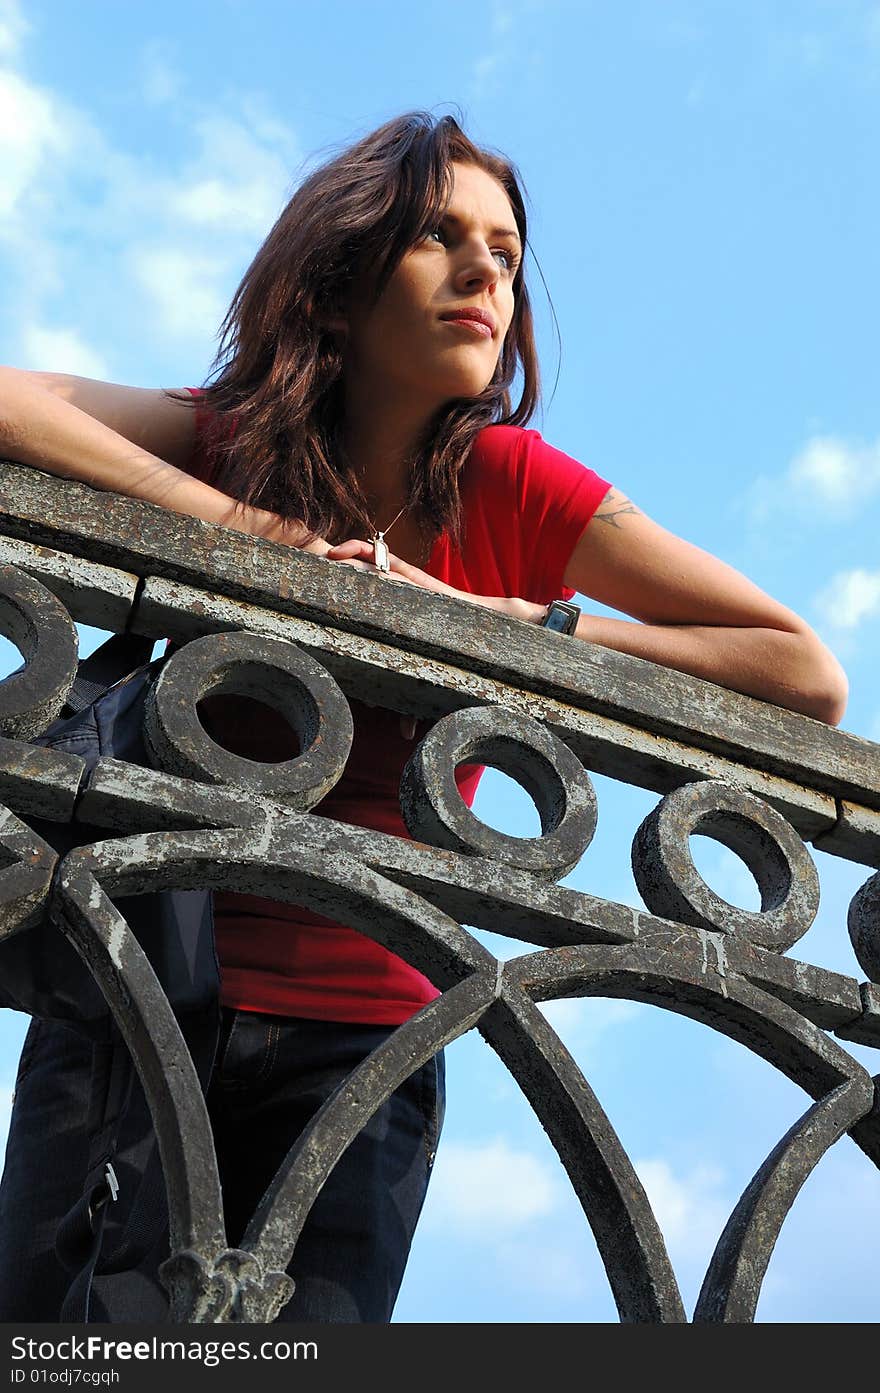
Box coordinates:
[56,1010,223,1322]
[64,634,156,716]
[55,1033,134,1320]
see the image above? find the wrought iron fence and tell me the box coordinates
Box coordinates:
[0,457,877,1321]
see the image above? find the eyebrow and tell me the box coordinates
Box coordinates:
[440,211,523,247]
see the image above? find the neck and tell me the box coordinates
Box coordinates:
[340,378,436,515]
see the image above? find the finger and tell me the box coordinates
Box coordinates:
[326,539,371,559]
[334,557,375,573]
[331,555,419,582]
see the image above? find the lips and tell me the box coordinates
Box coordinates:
[439,308,495,338]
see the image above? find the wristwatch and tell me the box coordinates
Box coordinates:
[540,599,581,635]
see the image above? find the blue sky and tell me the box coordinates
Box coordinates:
[1,0,879,1322]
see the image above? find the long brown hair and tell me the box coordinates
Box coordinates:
[184,111,540,545]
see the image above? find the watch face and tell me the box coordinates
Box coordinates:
[543,600,580,634]
[545,606,571,633]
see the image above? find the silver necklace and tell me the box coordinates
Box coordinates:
[370,502,407,573]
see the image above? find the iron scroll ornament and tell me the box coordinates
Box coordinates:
[0,562,877,1320]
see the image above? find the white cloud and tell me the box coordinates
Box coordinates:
[169,176,274,236]
[688,839,760,911]
[20,324,109,379]
[790,436,880,510]
[493,2,514,37]
[469,1,528,97]
[130,247,229,344]
[0,16,300,363]
[424,1138,732,1286]
[167,114,293,235]
[757,1148,880,1321]
[538,995,642,1051]
[747,434,880,528]
[140,39,180,106]
[424,1137,562,1233]
[633,1155,728,1262]
[0,0,28,59]
[814,568,880,631]
[0,68,70,221]
[472,54,500,86]
[491,1233,592,1301]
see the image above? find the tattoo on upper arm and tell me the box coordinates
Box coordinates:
[593,487,643,528]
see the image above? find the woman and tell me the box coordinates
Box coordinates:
[0,112,848,1323]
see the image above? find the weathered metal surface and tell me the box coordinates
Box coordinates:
[0,463,878,1324]
[847,870,880,982]
[507,934,875,1322]
[159,1248,294,1325]
[243,975,497,1297]
[693,1075,873,1322]
[632,780,821,952]
[0,564,78,738]
[0,805,58,937]
[51,852,229,1270]
[76,757,257,833]
[736,943,863,1029]
[480,985,687,1321]
[0,735,84,821]
[144,631,353,809]
[136,574,841,842]
[507,936,873,1098]
[814,800,880,870]
[74,756,659,946]
[834,982,880,1047]
[846,1084,880,1173]
[400,705,597,878]
[68,825,498,989]
[36,752,880,1032]
[0,535,137,632]
[2,459,879,808]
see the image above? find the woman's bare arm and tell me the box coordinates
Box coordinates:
[558,487,848,725]
[328,486,849,727]
[0,368,330,553]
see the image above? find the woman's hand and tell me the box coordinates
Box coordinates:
[0,369,332,554]
[561,486,849,725]
[324,538,456,594]
[324,540,545,622]
[324,540,546,741]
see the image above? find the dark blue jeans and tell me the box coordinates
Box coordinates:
[0,1008,445,1322]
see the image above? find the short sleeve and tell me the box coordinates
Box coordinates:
[514,430,612,601]
[182,386,224,486]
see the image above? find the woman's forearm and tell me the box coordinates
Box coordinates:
[570,612,847,725]
[471,593,847,726]
[0,368,329,553]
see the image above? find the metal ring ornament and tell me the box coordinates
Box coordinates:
[0,564,78,739]
[847,870,880,983]
[631,779,820,952]
[399,705,597,879]
[143,631,354,810]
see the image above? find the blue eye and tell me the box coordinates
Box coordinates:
[423,226,519,274]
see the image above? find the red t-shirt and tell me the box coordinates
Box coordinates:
[183,407,611,1023]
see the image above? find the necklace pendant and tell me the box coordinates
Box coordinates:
[372,532,391,573]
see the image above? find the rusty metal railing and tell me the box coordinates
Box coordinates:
[0,457,877,1321]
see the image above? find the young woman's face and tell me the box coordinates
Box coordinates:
[343,162,521,415]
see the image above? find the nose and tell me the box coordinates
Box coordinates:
[453,239,499,296]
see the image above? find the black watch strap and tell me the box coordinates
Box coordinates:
[540,599,581,635]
